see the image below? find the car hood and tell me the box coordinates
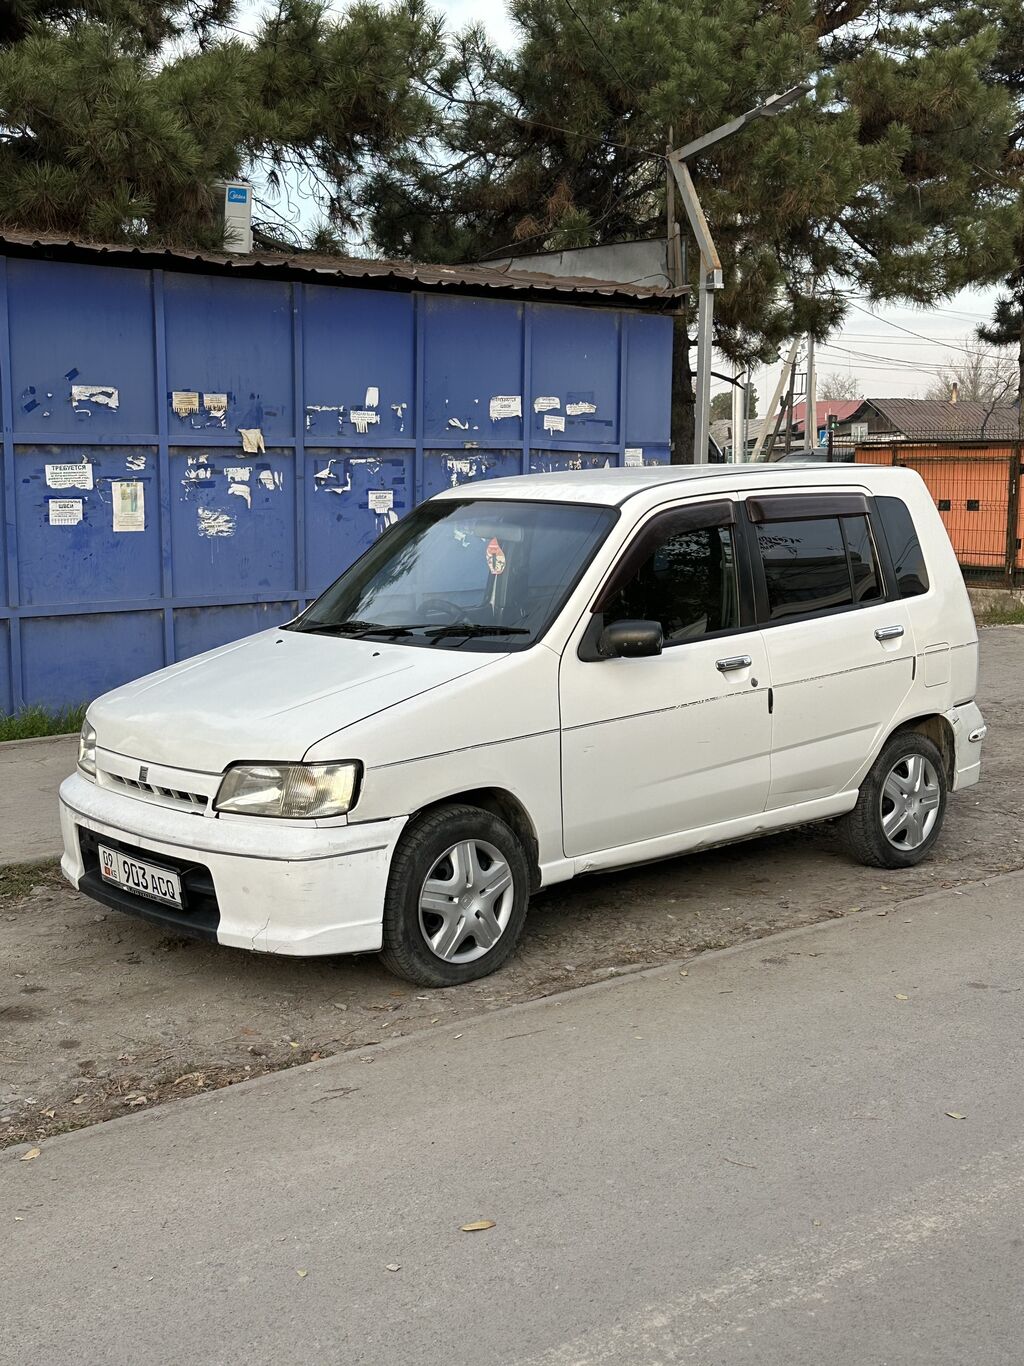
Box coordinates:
[89,628,502,772]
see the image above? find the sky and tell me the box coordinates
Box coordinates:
[238,0,1010,403]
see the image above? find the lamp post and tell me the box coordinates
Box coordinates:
[667,84,809,463]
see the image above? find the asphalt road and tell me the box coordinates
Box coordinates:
[4,872,1024,1366]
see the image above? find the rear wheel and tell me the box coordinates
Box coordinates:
[380,804,531,987]
[840,732,947,869]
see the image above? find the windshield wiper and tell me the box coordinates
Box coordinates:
[290,619,415,638]
[424,624,531,641]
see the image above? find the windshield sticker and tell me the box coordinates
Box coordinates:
[368,489,394,513]
[489,395,522,421]
[486,537,506,575]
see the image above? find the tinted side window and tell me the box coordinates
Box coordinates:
[757,518,852,618]
[842,516,882,603]
[602,524,739,642]
[876,496,929,597]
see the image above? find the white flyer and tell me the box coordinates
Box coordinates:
[48,498,83,526]
[543,414,566,433]
[45,462,93,491]
[112,480,145,532]
[533,396,560,413]
[624,447,644,467]
[489,395,522,421]
[368,489,394,513]
[566,401,598,416]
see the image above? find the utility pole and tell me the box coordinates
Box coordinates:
[731,364,746,462]
[666,84,809,464]
[805,280,817,450]
[750,339,800,462]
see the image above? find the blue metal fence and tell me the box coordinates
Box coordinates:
[0,252,672,712]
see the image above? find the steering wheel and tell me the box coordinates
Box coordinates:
[419,597,472,624]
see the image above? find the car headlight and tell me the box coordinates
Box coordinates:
[214,761,361,819]
[78,721,97,777]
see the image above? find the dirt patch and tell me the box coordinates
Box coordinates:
[2,628,1021,1148]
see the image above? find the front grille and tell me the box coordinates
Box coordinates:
[104,771,210,812]
[77,828,220,941]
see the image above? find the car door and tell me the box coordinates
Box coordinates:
[559,498,772,859]
[743,491,917,810]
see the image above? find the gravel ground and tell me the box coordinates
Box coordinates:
[2,627,1020,1147]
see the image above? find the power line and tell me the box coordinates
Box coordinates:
[560,0,640,97]
[846,301,1003,357]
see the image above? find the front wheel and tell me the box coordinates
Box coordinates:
[840,731,947,869]
[379,804,531,986]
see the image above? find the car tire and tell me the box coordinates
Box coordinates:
[840,731,948,869]
[379,804,531,987]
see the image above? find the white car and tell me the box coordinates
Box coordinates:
[60,464,986,986]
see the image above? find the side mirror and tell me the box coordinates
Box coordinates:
[598,619,664,659]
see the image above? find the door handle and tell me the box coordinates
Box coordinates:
[874,625,905,642]
[716,654,752,672]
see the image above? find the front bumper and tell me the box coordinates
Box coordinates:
[59,772,407,956]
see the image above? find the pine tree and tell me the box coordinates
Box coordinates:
[0,0,444,249]
[363,0,1017,452]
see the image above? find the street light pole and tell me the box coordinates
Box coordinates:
[667,84,809,463]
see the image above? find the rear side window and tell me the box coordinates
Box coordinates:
[876,496,929,597]
[756,515,882,619]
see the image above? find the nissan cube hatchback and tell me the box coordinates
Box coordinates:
[61,464,985,986]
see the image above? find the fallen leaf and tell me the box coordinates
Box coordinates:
[71,1096,85,1105]
[289,1042,300,1050]
[679,970,688,978]
[945,1111,967,1120]
[173,1072,205,1088]
[332,1003,349,1012]
[296,1269,308,1278]
[20,1148,40,1162]
[385,1263,401,1273]
[461,1220,496,1233]
[894,993,909,1001]
[453,1033,463,1040]
[42,1109,55,1119]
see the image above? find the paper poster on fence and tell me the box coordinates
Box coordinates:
[368,489,394,513]
[46,462,93,491]
[624,447,644,467]
[49,498,83,526]
[112,480,145,532]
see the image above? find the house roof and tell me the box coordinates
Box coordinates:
[852,397,1021,441]
[0,230,684,309]
[791,400,863,433]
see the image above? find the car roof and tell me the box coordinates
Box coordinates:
[431,461,905,509]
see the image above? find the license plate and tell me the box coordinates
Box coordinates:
[99,845,183,908]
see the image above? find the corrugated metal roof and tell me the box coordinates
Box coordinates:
[855,397,1021,441]
[0,230,684,308]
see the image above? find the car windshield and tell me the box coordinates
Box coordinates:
[290,498,617,650]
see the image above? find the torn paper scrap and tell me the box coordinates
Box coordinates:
[368,489,394,513]
[197,507,235,538]
[257,470,283,491]
[349,410,381,434]
[533,397,560,413]
[448,417,470,430]
[305,404,344,431]
[71,384,119,413]
[228,484,252,509]
[624,447,644,467]
[224,466,252,482]
[125,453,147,472]
[238,428,265,454]
[566,401,598,417]
[46,462,94,491]
[172,391,200,418]
[48,498,83,526]
[489,395,522,421]
[364,386,380,408]
[543,414,566,433]
[203,393,228,423]
[112,480,145,532]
